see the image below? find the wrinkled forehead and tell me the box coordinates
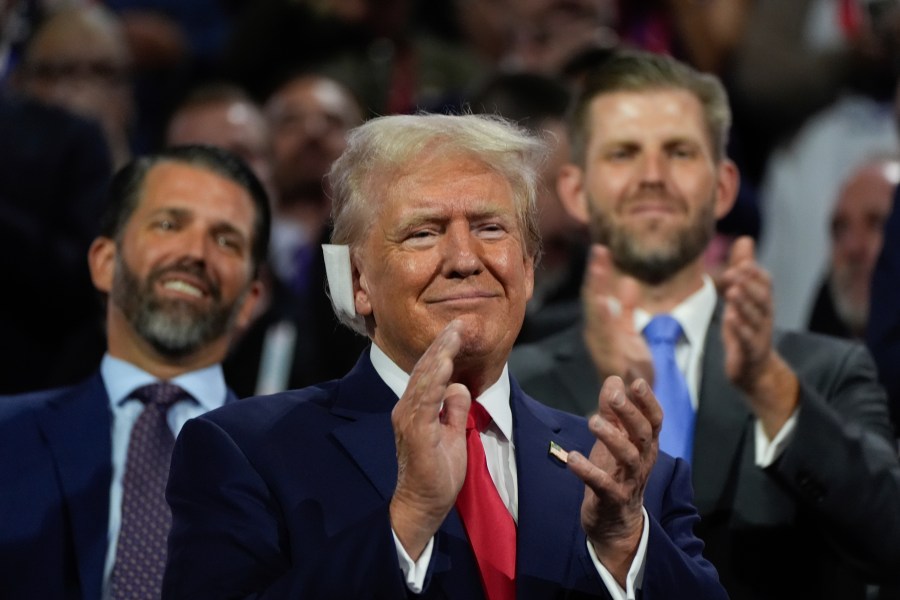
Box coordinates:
[590,89,707,139]
[371,151,515,214]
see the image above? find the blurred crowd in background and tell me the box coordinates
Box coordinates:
[3,0,900,419]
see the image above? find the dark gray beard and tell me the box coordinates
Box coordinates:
[110,253,245,358]
[589,194,716,285]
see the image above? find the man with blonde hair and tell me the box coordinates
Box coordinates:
[511,49,900,600]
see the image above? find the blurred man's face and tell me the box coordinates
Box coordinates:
[92,162,260,360]
[265,76,362,203]
[828,161,897,334]
[576,89,735,284]
[19,10,132,143]
[166,99,275,202]
[353,152,534,374]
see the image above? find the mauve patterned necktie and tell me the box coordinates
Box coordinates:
[110,382,187,600]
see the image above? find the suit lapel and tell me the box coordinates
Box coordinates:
[329,353,474,593]
[329,353,402,500]
[37,373,112,600]
[512,383,588,588]
[548,328,601,418]
[692,302,753,514]
[328,357,593,591]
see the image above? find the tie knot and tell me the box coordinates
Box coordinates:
[643,314,683,346]
[131,382,188,408]
[467,401,492,433]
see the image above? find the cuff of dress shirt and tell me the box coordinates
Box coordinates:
[393,529,435,593]
[755,408,799,467]
[587,506,649,600]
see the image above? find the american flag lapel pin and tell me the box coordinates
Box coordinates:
[548,441,569,464]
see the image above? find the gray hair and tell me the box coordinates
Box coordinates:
[327,112,546,332]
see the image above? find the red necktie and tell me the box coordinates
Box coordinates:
[455,402,516,600]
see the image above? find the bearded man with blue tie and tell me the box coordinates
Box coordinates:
[509,50,900,600]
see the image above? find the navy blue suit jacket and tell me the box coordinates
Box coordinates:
[0,371,237,600]
[164,351,725,599]
[867,184,900,433]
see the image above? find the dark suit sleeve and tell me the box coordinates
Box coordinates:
[638,457,728,600]
[163,417,412,599]
[771,339,900,577]
[866,185,900,432]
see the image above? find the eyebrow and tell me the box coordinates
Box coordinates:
[210,220,247,241]
[393,202,515,231]
[147,207,190,221]
[601,134,701,147]
[148,207,249,241]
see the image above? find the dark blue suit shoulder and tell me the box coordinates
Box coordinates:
[0,374,101,421]
[195,380,344,434]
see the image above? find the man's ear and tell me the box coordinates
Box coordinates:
[353,259,373,317]
[714,159,740,220]
[88,236,116,294]
[523,252,535,303]
[235,280,263,330]
[556,163,591,225]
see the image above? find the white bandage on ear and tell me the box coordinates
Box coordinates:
[322,244,366,334]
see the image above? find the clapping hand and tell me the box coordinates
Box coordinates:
[582,245,654,386]
[568,375,662,586]
[389,320,472,559]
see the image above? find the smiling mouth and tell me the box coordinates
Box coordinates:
[426,292,499,304]
[161,279,205,298]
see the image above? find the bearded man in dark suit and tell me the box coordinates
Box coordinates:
[0,145,270,599]
[509,50,900,600]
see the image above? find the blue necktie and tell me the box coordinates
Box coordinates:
[643,315,695,462]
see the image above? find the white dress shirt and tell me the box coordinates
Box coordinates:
[100,354,229,600]
[370,344,650,599]
[631,276,798,464]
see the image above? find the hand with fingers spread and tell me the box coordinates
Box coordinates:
[719,236,799,436]
[567,376,663,586]
[582,245,654,386]
[389,320,472,560]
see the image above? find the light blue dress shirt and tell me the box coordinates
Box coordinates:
[99,354,229,600]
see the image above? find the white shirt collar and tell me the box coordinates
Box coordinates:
[100,353,228,411]
[633,275,717,345]
[368,343,514,442]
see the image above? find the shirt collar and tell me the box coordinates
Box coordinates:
[100,353,228,412]
[633,275,717,346]
[368,343,514,442]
